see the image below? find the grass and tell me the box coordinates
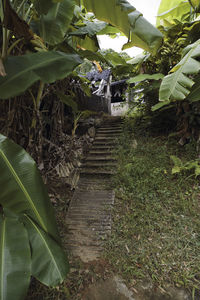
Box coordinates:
[105,118,200,295]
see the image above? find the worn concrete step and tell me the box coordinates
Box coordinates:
[80,168,116,175]
[95,133,122,138]
[76,177,110,190]
[90,145,115,150]
[72,189,115,199]
[98,126,122,131]
[88,150,115,155]
[82,161,117,168]
[94,136,118,141]
[97,127,122,131]
[93,141,118,146]
[86,155,116,161]
[67,224,112,231]
[66,119,121,262]
[95,135,118,141]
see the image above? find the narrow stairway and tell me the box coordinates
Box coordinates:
[65,117,123,262]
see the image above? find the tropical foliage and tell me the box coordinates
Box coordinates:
[0,134,69,300]
[0,1,165,299]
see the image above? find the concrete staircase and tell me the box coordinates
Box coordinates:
[65,117,123,262]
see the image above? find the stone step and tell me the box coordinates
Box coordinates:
[98,126,122,131]
[88,150,115,155]
[97,126,122,131]
[94,136,118,141]
[93,141,118,146]
[66,119,121,262]
[86,155,116,161]
[80,168,116,175]
[95,133,122,137]
[82,161,117,168]
[67,224,112,231]
[90,145,115,150]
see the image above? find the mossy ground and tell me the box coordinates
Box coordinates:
[104,117,200,297]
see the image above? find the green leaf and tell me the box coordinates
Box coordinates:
[97,24,121,35]
[159,39,200,102]
[172,166,181,174]
[0,134,59,242]
[151,100,171,111]
[58,92,78,113]
[30,0,54,15]
[24,215,69,287]
[170,155,183,167]
[195,165,200,177]
[82,0,163,54]
[127,73,164,84]
[156,0,191,26]
[190,0,200,11]
[103,51,127,66]
[0,215,31,300]
[70,21,107,37]
[39,0,75,45]
[77,49,108,63]
[0,51,82,99]
[186,75,200,102]
[71,35,99,51]
[127,53,149,65]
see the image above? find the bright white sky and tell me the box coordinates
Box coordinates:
[98,0,161,57]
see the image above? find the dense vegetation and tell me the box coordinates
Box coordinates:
[1,0,200,299]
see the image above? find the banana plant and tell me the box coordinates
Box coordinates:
[0,134,69,300]
[0,0,164,99]
[81,0,163,54]
[156,39,200,109]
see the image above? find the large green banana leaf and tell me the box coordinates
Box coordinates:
[159,39,200,102]
[127,73,164,84]
[30,0,54,15]
[70,21,107,37]
[156,0,191,26]
[24,215,69,287]
[0,215,31,300]
[0,51,82,99]
[39,0,75,45]
[186,74,200,102]
[71,35,99,51]
[31,0,65,15]
[0,134,59,241]
[190,0,200,10]
[82,0,163,54]
[77,49,108,63]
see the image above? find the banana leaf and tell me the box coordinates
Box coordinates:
[39,0,75,45]
[156,0,191,26]
[58,92,78,113]
[0,215,31,300]
[103,52,127,67]
[24,215,69,287]
[159,39,200,102]
[0,134,59,242]
[186,75,200,102]
[0,51,82,99]
[71,35,99,51]
[127,73,164,84]
[77,49,108,63]
[82,0,163,54]
[70,21,107,37]
[30,0,54,15]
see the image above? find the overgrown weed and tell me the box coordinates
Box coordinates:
[105,117,200,293]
